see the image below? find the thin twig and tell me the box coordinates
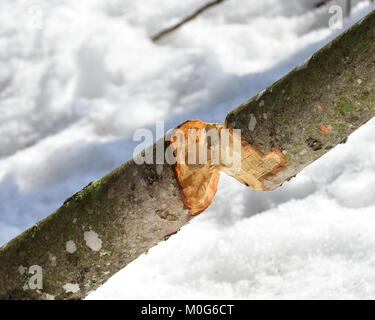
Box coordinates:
[151,0,227,42]
[315,0,334,8]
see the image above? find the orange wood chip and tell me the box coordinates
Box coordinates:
[318,105,323,112]
[171,120,286,215]
[320,125,328,134]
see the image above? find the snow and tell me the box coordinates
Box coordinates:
[0,0,375,299]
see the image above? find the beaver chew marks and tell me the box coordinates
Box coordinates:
[172,120,286,216]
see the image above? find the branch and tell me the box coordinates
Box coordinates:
[151,0,227,42]
[315,0,333,8]
[1,9,375,300]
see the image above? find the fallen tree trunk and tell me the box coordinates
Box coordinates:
[1,9,375,300]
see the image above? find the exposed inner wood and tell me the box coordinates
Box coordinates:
[171,120,286,216]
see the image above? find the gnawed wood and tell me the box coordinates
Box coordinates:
[172,120,286,215]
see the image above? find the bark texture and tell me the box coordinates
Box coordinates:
[0,142,191,299]
[1,9,375,300]
[226,9,375,190]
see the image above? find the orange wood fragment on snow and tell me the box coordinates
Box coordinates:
[320,125,328,134]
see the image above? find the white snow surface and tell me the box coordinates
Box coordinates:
[1,0,375,299]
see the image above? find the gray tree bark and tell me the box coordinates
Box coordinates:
[1,9,375,300]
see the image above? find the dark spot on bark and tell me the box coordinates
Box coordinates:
[145,167,159,185]
[67,255,79,266]
[6,289,27,300]
[268,128,281,149]
[163,230,179,241]
[78,267,89,283]
[306,137,323,151]
[147,176,158,185]
[340,137,348,144]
